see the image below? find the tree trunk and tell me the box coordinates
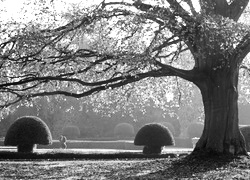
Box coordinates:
[194,65,247,155]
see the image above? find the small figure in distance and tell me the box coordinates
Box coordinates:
[59,135,67,149]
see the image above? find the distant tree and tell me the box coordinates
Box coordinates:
[1,0,250,156]
[187,122,204,139]
[114,122,135,138]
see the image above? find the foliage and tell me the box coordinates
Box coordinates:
[177,88,204,131]
[0,0,208,114]
[240,125,250,151]
[62,125,80,139]
[1,96,183,140]
[114,123,135,138]
[0,96,80,138]
[134,123,174,152]
[187,122,204,139]
[4,116,52,152]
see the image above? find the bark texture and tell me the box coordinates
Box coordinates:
[194,64,247,155]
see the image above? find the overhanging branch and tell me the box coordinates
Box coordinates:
[154,60,200,82]
[0,68,167,108]
[229,0,249,21]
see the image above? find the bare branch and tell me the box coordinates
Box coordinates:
[152,38,180,53]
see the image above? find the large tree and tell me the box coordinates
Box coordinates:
[1,0,250,155]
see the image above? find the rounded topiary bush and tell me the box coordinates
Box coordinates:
[134,123,174,154]
[187,122,204,139]
[159,122,176,137]
[114,123,135,138]
[240,125,250,151]
[62,125,80,139]
[4,116,52,153]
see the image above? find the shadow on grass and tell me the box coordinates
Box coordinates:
[0,150,189,160]
[127,152,250,179]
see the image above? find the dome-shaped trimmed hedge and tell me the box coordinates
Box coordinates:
[4,116,52,153]
[114,123,135,138]
[240,125,250,151]
[62,125,80,139]
[187,122,204,139]
[134,123,174,154]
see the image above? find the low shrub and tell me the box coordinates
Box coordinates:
[240,125,250,151]
[114,123,135,138]
[38,139,142,150]
[62,126,81,140]
[187,122,204,139]
[134,123,174,154]
[4,116,52,153]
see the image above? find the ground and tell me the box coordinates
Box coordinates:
[1,149,250,179]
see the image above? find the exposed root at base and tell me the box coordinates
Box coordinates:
[190,147,248,159]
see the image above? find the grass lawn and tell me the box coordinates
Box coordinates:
[0,148,250,179]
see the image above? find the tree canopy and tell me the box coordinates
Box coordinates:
[0,0,193,111]
[0,0,247,108]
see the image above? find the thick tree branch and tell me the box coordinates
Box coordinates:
[133,0,193,23]
[229,0,249,21]
[154,60,201,82]
[103,0,190,27]
[41,9,132,35]
[200,0,249,21]
[214,0,229,17]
